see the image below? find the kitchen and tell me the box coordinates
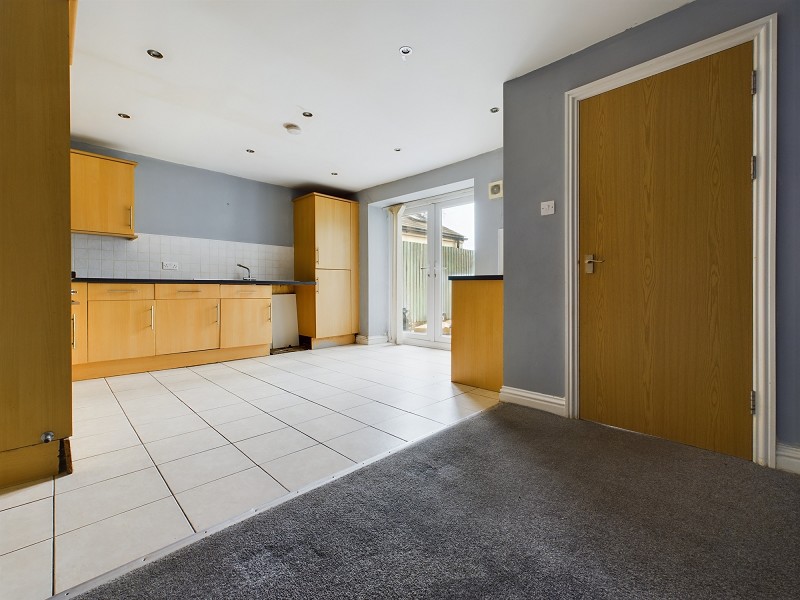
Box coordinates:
[4,0,798,598]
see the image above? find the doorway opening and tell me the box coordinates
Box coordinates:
[397,190,475,349]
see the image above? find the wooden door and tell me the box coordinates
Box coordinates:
[220,299,272,348]
[315,196,351,269]
[155,299,220,355]
[1,0,72,486]
[70,151,135,236]
[316,269,352,338]
[88,300,156,362]
[579,43,753,459]
[71,283,87,365]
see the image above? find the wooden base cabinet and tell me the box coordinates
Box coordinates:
[220,285,273,348]
[88,300,156,362]
[71,283,88,365]
[156,299,220,355]
[221,299,272,348]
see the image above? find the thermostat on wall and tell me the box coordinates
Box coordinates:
[488,180,504,199]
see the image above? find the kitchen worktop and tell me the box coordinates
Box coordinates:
[72,277,315,285]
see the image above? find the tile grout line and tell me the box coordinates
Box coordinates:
[105,373,198,534]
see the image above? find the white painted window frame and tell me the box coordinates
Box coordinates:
[564,15,777,467]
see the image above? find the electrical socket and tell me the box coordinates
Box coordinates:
[540,200,555,216]
[161,261,179,270]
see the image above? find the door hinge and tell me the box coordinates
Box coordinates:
[751,70,757,95]
[750,390,756,415]
[751,156,757,181]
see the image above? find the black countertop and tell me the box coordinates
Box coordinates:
[72,277,315,286]
[448,275,503,281]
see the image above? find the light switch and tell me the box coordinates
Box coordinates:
[162,261,179,270]
[540,201,555,216]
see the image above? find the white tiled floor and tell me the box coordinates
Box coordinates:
[0,343,498,600]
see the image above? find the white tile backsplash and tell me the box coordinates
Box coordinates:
[71,233,294,281]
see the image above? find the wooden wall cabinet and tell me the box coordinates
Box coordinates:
[220,285,272,348]
[294,193,359,347]
[70,149,137,238]
[71,283,88,365]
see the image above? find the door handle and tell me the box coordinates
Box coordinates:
[584,254,605,274]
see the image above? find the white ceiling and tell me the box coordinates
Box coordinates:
[71,0,690,192]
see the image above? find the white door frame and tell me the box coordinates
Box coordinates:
[564,15,777,467]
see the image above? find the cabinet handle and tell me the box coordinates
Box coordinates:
[268,302,272,323]
[315,247,319,264]
[216,304,220,324]
[70,289,78,295]
[177,290,201,293]
[150,305,155,330]
[316,278,319,294]
[128,206,133,228]
[71,314,76,349]
[109,289,137,293]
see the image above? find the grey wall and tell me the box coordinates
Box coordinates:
[355,148,503,338]
[503,0,799,444]
[71,140,296,246]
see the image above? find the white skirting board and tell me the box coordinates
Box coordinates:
[500,386,567,417]
[776,444,800,475]
[356,335,389,345]
[272,294,299,349]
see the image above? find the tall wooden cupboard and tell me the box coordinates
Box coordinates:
[0,0,72,488]
[294,193,359,348]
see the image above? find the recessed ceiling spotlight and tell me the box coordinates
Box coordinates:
[394,148,402,152]
[284,123,302,135]
[117,113,131,119]
[146,49,164,59]
[399,46,413,57]
[246,149,255,153]
[490,107,500,113]
[302,111,313,118]
[331,172,338,176]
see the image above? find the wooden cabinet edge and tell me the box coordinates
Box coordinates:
[69,149,138,167]
[71,229,138,240]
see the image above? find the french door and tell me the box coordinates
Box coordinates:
[401,194,474,346]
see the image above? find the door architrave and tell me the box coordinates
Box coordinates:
[564,15,777,466]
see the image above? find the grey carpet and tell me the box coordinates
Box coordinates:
[79,405,800,599]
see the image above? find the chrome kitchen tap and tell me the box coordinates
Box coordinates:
[237,263,256,281]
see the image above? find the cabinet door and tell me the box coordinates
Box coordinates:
[71,283,87,365]
[155,299,220,355]
[71,151,135,237]
[316,270,352,338]
[88,300,155,362]
[315,196,351,269]
[220,298,272,348]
